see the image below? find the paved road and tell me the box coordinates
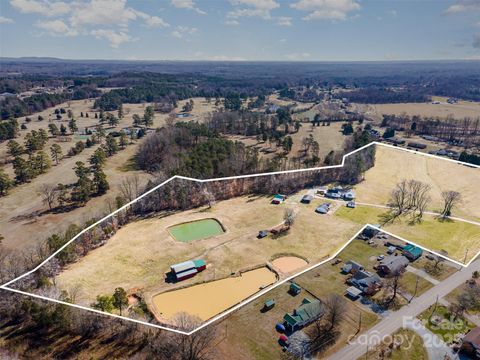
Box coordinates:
[405,318,457,360]
[327,259,480,360]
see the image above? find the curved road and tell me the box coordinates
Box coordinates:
[327,259,480,360]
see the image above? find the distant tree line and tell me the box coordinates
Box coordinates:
[0,86,100,120]
[380,114,480,147]
[335,88,429,104]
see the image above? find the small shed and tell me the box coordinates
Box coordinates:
[402,244,423,261]
[289,282,302,295]
[342,260,364,274]
[301,194,314,204]
[264,299,275,310]
[346,286,363,299]
[315,203,330,214]
[258,230,269,239]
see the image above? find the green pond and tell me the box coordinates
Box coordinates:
[168,219,224,242]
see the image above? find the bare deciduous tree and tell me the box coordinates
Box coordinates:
[441,190,462,219]
[385,268,405,307]
[39,184,58,211]
[166,313,218,360]
[283,207,296,228]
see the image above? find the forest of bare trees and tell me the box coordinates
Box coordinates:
[380,114,480,148]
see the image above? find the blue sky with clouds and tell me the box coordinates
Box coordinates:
[0,0,479,61]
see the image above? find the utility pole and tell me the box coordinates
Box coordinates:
[429,295,439,320]
[464,248,469,265]
[409,275,419,303]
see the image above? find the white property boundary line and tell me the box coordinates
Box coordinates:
[0,142,479,335]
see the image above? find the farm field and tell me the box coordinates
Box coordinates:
[54,192,361,306]
[369,98,480,120]
[230,121,347,163]
[45,143,480,326]
[355,145,480,223]
[335,205,480,263]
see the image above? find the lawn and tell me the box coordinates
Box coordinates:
[359,328,428,360]
[418,305,476,344]
[219,240,381,359]
[335,204,480,263]
[409,256,458,281]
[400,271,434,297]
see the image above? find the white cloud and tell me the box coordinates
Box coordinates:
[388,10,397,17]
[225,19,240,26]
[445,0,480,14]
[291,0,361,21]
[171,26,198,39]
[228,0,279,19]
[0,16,14,24]
[91,29,133,48]
[36,19,77,36]
[285,52,311,60]
[277,16,292,26]
[10,0,70,17]
[171,0,205,14]
[9,0,169,47]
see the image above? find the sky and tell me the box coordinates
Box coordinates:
[0,0,479,61]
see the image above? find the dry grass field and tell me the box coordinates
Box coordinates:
[266,94,315,111]
[369,98,480,120]
[52,144,480,308]
[54,192,361,305]
[355,145,480,222]
[0,97,218,254]
[230,121,347,163]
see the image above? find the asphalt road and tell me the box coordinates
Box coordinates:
[327,259,480,360]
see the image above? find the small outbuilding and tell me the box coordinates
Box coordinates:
[346,286,363,299]
[170,259,206,281]
[342,260,364,274]
[289,282,302,295]
[301,194,314,204]
[315,203,330,214]
[264,299,275,311]
[258,230,269,239]
[402,244,423,261]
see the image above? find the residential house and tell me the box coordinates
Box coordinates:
[283,298,324,332]
[347,269,382,295]
[377,255,409,275]
[461,326,480,358]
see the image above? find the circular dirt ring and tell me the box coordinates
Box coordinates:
[272,256,308,273]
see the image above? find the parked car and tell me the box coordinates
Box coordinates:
[257,230,269,239]
[377,255,385,261]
